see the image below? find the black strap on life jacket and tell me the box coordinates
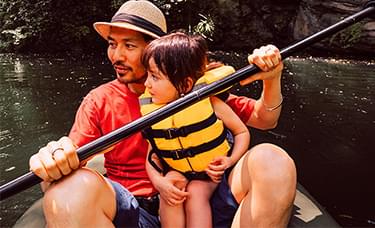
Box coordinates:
[147,112,217,140]
[155,127,228,160]
[183,171,210,180]
[144,128,169,174]
[147,145,210,180]
[147,149,164,174]
[147,149,210,181]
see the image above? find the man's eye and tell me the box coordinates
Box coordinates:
[126,44,136,49]
[108,42,116,48]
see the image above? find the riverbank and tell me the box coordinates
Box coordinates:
[2,1,374,56]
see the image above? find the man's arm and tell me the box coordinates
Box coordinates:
[245,62,283,130]
[227,45,283,130]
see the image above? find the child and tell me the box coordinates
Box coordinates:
[141,32,250,228]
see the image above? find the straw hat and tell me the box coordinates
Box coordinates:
[94,0,167,40]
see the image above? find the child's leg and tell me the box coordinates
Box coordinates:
[159,171,188,228]
[185,180,218,228]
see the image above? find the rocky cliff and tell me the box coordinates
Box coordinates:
[203,0,374,56]
[293,0,374,55]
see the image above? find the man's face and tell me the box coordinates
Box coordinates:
[107,27,149,84]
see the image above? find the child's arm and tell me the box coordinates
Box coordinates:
[146,146,189,205]
[206,96,250,182]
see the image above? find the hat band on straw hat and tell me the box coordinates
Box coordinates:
[111,13,166,37]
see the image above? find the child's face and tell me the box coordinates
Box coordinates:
[144,57,179,104]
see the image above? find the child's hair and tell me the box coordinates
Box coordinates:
[142,32,208,94]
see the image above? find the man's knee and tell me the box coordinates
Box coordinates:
[42,168,116,226]
[248,144,296,215]
[247,143,296,184]
[43,168,108,213]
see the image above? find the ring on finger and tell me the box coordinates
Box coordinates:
[51,147,64,157]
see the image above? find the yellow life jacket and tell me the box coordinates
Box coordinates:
[140,65,235,174]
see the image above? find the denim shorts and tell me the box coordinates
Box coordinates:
[209,129,239,227]
[210,169,239,228]
[108,179,160,228]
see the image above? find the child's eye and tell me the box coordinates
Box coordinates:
[151,74,159,80]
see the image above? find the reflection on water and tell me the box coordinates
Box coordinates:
[0,54,114,226]
[246,57,375,226]
[279,58,374,226]
[0,54,374,227]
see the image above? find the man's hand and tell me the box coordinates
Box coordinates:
[240,44,283,86]
[29,136,79,184]
[156,171,189,206]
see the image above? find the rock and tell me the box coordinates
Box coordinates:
[292,0,374,56]
[193,0,373,57]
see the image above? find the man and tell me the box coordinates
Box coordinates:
[29,0,296,227]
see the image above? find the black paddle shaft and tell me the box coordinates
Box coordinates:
[1,2,374,201]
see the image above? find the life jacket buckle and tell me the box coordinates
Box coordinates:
[171,150,181,160]
[171,148,195,160]
[166,127,188,139]
[166,128,178,139]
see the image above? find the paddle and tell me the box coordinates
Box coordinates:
[1,1,374,201]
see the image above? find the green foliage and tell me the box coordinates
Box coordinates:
[1,0,368,55]
[193,14,215,41]
[2,27,27,45]
[329,22,363,49]
[0,0,218,53]
[0,0,52,52]
[152,0,192,31]
[151,0,218,43]
[0,0,110,53]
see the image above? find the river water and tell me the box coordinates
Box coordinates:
[0,53,374,227]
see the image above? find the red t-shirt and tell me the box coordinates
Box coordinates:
[226,94,255,123]
[69,79,255,197]
[69,79,153,197]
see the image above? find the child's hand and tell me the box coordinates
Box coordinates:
[205,156,233,183]
[157,171,189,206]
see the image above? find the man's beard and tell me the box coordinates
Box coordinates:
[113,61,145,84]
[117,71,147,84]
